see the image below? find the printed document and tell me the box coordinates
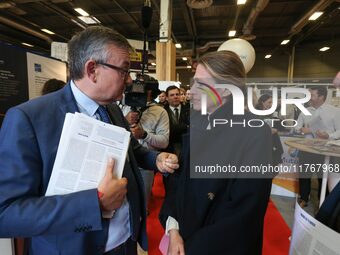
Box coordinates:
[289,201,340,255]
[46,112,130,196]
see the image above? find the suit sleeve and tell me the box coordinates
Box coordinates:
[159,133,190,228]
[185,127,273,255]
[0,108,103,237]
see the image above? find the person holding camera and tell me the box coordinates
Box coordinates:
[125,75,170,207]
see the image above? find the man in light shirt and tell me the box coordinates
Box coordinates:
[297,86,340,208]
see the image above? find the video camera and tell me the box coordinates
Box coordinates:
[124,74,160,109]
[124,1,159,110]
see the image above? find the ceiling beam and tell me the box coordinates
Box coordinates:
[179,1,194,37]
[0,15,53,43]
[151,0,177,43]
[111,0,144,34]
[38,1,88,31]
[290,0,334,35]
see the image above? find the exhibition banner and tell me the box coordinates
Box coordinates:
[0,43,29,126]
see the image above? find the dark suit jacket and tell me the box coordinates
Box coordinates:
[160,102,273,255]
[316,182,340,233]
[0,84,158,254]
[164,103,190,153]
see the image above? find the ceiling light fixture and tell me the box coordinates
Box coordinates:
[187,65,191,68]
[265,54,271,59]
[78,16,100,24]
[41,28,55,35]
[151,62,156,66]
[71,19,86,29]
[22,42,33,47]
[91,17,101,23]
[281,40,290,45]
[319,47,330,52]
[308,12,323,21]
[228,30,236,37]
[182,57,187,61]
[74,8,89,16]
[175,43,182,48]
[237,0,247,5]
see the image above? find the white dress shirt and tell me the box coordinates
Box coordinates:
[312,103,340,140]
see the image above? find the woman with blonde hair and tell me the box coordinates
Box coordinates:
[160,50,273,255]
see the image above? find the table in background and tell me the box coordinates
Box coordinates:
[285,138,340,206]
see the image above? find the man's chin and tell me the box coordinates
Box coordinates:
[115,94,123,101]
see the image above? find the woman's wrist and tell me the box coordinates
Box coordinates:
[169,229,180,237]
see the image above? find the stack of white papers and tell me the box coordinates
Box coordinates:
[289,201,340,255]
[46,112,130,196]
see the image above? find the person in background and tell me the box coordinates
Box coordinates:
[297,86,340,208]
[41,78,65,95]
[160,51,273,255]
[0,26,178,255]
[256,94,284,166]
[158,90,167,107]
[179,88,187,105]
[333,71,340,88]
[164,86,190,157]
[124,75,170,211]
[256,94,273,113]
[185,89,191,105]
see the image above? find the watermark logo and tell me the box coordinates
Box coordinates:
[198,84,312,129]
[197,82,222,109]
[200,84,311,116]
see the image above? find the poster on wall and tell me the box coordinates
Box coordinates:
[26,52,67,99]
[271,135,300,197]
[0,43,29,126]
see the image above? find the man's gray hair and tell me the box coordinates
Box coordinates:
[68,26,133,80]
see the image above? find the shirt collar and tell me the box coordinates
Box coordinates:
[170,104,181,112]
[70,80,99,117]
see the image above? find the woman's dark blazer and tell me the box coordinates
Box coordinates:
[160,102,273,255]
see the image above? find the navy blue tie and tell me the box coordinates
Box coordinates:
[96,105,111,124]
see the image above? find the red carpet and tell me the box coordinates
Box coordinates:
[146,173,291,255]
[146,173,165,255]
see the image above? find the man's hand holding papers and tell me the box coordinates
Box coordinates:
[98,158,127,212]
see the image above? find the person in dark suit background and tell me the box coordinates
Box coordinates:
[160,50,273,255]
[158,90,168,107]
[256,94,284,166]
[41,78,65,95]
[0,26,178,255]
[164,86,190,157]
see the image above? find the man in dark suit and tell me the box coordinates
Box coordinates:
[164,86,190,156]
[0,26,178,255]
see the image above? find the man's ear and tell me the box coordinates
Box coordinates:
[85,60,97,82]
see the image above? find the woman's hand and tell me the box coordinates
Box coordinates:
[168,229,185,255]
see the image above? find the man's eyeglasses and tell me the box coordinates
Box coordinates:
[97,62,130,79]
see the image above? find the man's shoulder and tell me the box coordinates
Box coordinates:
[148,103,167,112]
[15,87,67,113]
[324,103,339,111]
